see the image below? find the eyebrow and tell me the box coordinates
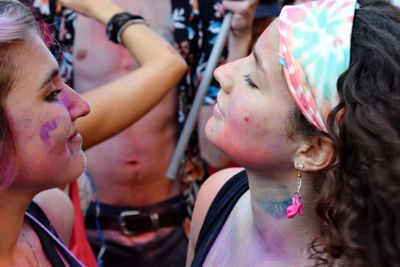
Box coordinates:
[253,47,267,76]
[38,68,59,90]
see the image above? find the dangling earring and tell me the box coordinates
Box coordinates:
[287,163,304,219]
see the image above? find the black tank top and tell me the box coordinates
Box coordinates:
[192,170,249,267]
[25,202,83,267]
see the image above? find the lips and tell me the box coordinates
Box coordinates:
[213,102,225,119]
[68,129,82,144]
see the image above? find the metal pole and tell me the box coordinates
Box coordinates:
[166,12,233,180]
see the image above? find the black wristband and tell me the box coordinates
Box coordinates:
[106,12,146,44]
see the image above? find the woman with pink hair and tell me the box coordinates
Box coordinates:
[0,0,186,265]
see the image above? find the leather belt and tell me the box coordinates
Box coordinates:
[85,206,185,236]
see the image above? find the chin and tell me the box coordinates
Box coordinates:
[64,150,86,184]
[205,118,217,143]
[205,123,230,158]
[75,151,87,174]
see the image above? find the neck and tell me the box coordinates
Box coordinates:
[246,168,320,259]
[0,186,36,262]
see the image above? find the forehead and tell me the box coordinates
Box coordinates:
[255,19,280,56]
[12,33,58,88]
[252,19,284,82]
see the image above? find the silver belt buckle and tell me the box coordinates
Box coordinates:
[119,210,140,236]
[150,212,160,230]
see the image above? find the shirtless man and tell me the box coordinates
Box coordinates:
[73,1,186,266]
[75,1,178,210]
[74,0,258,266]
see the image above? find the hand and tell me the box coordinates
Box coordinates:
[223,0,259,38]
[56,0,122,23]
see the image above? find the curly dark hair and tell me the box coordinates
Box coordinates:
[293,0,400,266]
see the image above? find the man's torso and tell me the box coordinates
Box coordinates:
[73,0,181,206]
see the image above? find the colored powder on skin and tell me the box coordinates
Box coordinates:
[60,94,70,109]
[40,118,58,142]
[257,186,292,219]
[259,198,292,219]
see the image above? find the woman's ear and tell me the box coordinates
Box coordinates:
[293,136,335,171]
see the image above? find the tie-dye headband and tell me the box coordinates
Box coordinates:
[279,0,358,132]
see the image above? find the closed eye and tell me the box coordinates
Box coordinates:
[243,74,258,89]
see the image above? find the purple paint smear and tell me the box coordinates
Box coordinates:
[40,118,58,142]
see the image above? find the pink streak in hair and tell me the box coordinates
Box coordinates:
[39,20,53,47]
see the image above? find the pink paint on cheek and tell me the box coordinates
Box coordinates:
[60,93,75,114]
[40,118,58,142]
[60,94,70,107]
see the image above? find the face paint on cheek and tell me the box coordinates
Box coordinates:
[40,118,58,142]
[40,116,74,153]
[60,94,72,110]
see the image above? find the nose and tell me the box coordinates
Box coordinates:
[214,60,237,94]
[64,86,90,121]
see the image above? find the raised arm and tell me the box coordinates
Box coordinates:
[224,0,259,61]
[59,0,187,150]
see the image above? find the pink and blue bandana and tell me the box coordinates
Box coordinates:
[279,0,358,132]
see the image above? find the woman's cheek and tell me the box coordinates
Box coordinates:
[40,118,58,142]
[226,106,262,138]
[39,116,70,150]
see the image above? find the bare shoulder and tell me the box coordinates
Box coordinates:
[193,167,244,226]
[186,167,244,265]
[33,188,74,244]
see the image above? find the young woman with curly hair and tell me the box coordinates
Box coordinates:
[187,0,400,266]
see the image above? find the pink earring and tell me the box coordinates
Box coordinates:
[287,163,304,219]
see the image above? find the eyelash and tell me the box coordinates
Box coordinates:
[45,89,62,102]
[243,74,258,88]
